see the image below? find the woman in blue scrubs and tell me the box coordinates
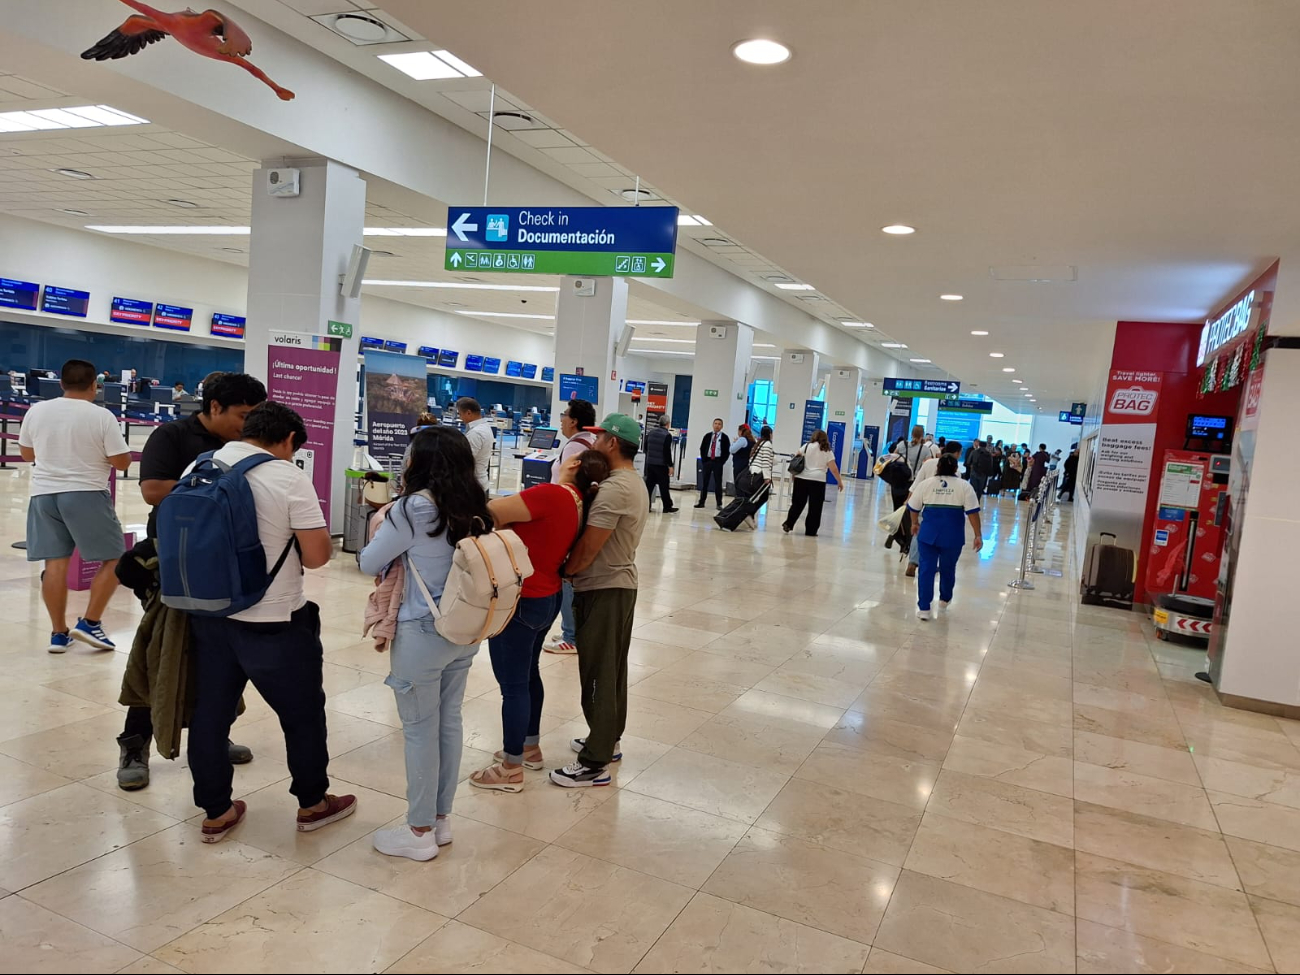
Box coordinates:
[907,454,984,620]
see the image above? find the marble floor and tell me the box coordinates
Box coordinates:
[2,468,1299,974]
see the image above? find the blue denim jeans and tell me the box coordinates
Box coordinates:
[558,580,575,643]
[488,591,561,762]
[386,619,478,826]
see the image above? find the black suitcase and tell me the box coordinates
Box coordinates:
[1081,532,1136,604]
[714,483,771,531]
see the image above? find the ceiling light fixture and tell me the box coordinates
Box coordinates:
[753,343,776,348]
[881,342,908,349]
[676,214,712,227]
[363,227,447,237]
[362,280,558,292]
[0,104,146,133]
[881,225,915,235]
[1012,379,1023,384]
[940,294,964,301]
[840,321,873,328]
[85,224,249,234]
[631,336,693,344]
[970,329,989,336]
[751,355,779,361]
[774,282,815,291]
[909,358,932,363]
[619,187,658,203]
[732,39,792,65]
[53,168,96,180]
[626,319,701,326]
[989,352,1005,358]
[377,50,481,80]
[453,310,554,321]
[1002,367,1015,372]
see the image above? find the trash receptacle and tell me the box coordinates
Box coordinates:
[343,469,391,553]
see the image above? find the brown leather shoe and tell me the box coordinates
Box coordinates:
[297,793,357,832]
[905,563,918,578]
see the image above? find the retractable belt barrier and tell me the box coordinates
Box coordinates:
[1008,471,1059,592]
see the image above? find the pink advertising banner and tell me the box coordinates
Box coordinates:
[267,332,343,524]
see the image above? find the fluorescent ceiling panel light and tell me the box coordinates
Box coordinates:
[841,321,873,328]
[774,282,815,291]
[732,39,792,64]
[636,349,694,357]
[940,294,964,301]
[881,342,908,349]
[631,337,693,344]
[85,224,249,234]
[909,358,932,363]
[363,227,447,237]
[626,319,700,326]
[677,214,715,227]
[362,280,557,292]
[989,352,1005,358]
[1002,367,1016,372]
[378,51,462,80]
[0,104,146,132]
[431,50,482,77]
[970,329,989,336]
[753,343,776,348]
[751,355,779,360]
[1012,379,1023,383]
[453,310,554,320]
[881,225,915,235]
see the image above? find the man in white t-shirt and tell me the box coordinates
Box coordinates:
[182,402,356,844]
[18,359,132,652]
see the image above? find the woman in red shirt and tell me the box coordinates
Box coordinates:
[469,449,610,791]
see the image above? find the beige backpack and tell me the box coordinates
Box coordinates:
[406,512,534,645]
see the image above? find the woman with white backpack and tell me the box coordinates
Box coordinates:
[358,427,494,861]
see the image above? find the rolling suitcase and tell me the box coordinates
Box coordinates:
[714,482,771,532]
[1081,532,1136,604]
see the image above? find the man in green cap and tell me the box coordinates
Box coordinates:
[551,413,648,787]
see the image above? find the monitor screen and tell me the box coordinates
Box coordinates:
[41,286,90,318]
[383,340,407,354]
[1188,413,1233,441]
[481,357,501,374]
[559,373,600,405]
[522,363,538,380]
[153,303,193,331]
[418,346,439,360]
[438,349,459,368]
[529,427,558,449]
[505,361,523,377]
[111,296,153,325]
[464,354,484,372]
[360,336,384,350]
[0,278,39,311]
[541,366,555,383]
[210,312,246,338]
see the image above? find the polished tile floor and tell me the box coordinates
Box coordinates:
[2,469,1299,973]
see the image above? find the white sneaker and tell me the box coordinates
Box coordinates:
[433,818,452,847]
[372,825,439,861]
[938,600,951,613]
[917,608,932,621]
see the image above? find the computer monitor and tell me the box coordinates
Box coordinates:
[528,427,558,450]
[36,376,63,399]
[151,386,174,405]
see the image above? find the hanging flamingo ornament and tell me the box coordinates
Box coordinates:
[81,1,294,101]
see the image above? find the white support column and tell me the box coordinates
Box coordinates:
[825,367,862,431]
[687,321,753,444]
[773,349,819,454]
[245,159,365,532]
[552,276,628,420]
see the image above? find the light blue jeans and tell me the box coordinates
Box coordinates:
[558,580,576,643]
[386,619,478,827]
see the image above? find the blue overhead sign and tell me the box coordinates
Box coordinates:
[444,205,678,277]
[882,378,961,398]
[937,397,993,414]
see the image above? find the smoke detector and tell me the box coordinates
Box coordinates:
[311,12,410,46]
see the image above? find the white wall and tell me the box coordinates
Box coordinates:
[1029,413,1079,456]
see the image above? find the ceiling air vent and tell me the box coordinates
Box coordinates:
[310,12,410,46]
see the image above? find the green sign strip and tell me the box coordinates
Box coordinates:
[881,389,950,400]
[445,249,675,277]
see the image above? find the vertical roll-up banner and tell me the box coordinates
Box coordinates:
[267,332,342,524]
[364,350,428,471]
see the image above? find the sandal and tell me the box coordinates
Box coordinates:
[201,799,247,844]
[494,748,543,771]
[470,763,524,793]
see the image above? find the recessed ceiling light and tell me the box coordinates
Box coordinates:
[377,50,481,80]
[619,187,658,203]
[330,13,390,42]
[989,352,1005,358]
[732,39,791,65]
[840,321,873,328]
[86,225,249,234]
[626,319,701,326]
[362,280,558,292]
[774,282,815,291]
[1011,379,1023,384]
[53,168,96,180]
[753,343,776,348]
[881,342,908,349]
[453,310,555,320]
[881,225,915,235]
[166,199,199,208]
[970,329,989,336]
[55,207,89,216]
[909,358,932,363]
[940,294,964,301]
[1002,367,1016,373]
[631,336,694,344]
[0,105,146,133]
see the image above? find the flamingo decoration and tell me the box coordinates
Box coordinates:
[81,1,294,101]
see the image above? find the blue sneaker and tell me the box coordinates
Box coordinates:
[48,631,72,654]
[71,618,115,650]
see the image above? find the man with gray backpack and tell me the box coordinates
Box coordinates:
[157,402,354,844]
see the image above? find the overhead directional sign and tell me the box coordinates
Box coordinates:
[937,397,993,414]
[444,205,678,277]
[882,378,961,399]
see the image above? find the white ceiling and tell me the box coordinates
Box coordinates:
[376,0,1300,416]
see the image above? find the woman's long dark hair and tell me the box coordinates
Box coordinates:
[572,448,611,521]
[759,425,773,442]
[938,454,960,477]
[396,426,491,544]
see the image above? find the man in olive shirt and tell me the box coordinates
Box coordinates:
[551,413,648,787]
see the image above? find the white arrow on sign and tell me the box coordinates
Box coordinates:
[451,212,478,243]
[449,252,462,267]
[650,257,666,273]
[947,382,959,392]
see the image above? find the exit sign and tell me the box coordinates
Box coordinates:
[703,389,719,397]
[327,320,353,339]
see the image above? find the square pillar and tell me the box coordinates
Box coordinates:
[552,275,627,420]
[773,349,819,453]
